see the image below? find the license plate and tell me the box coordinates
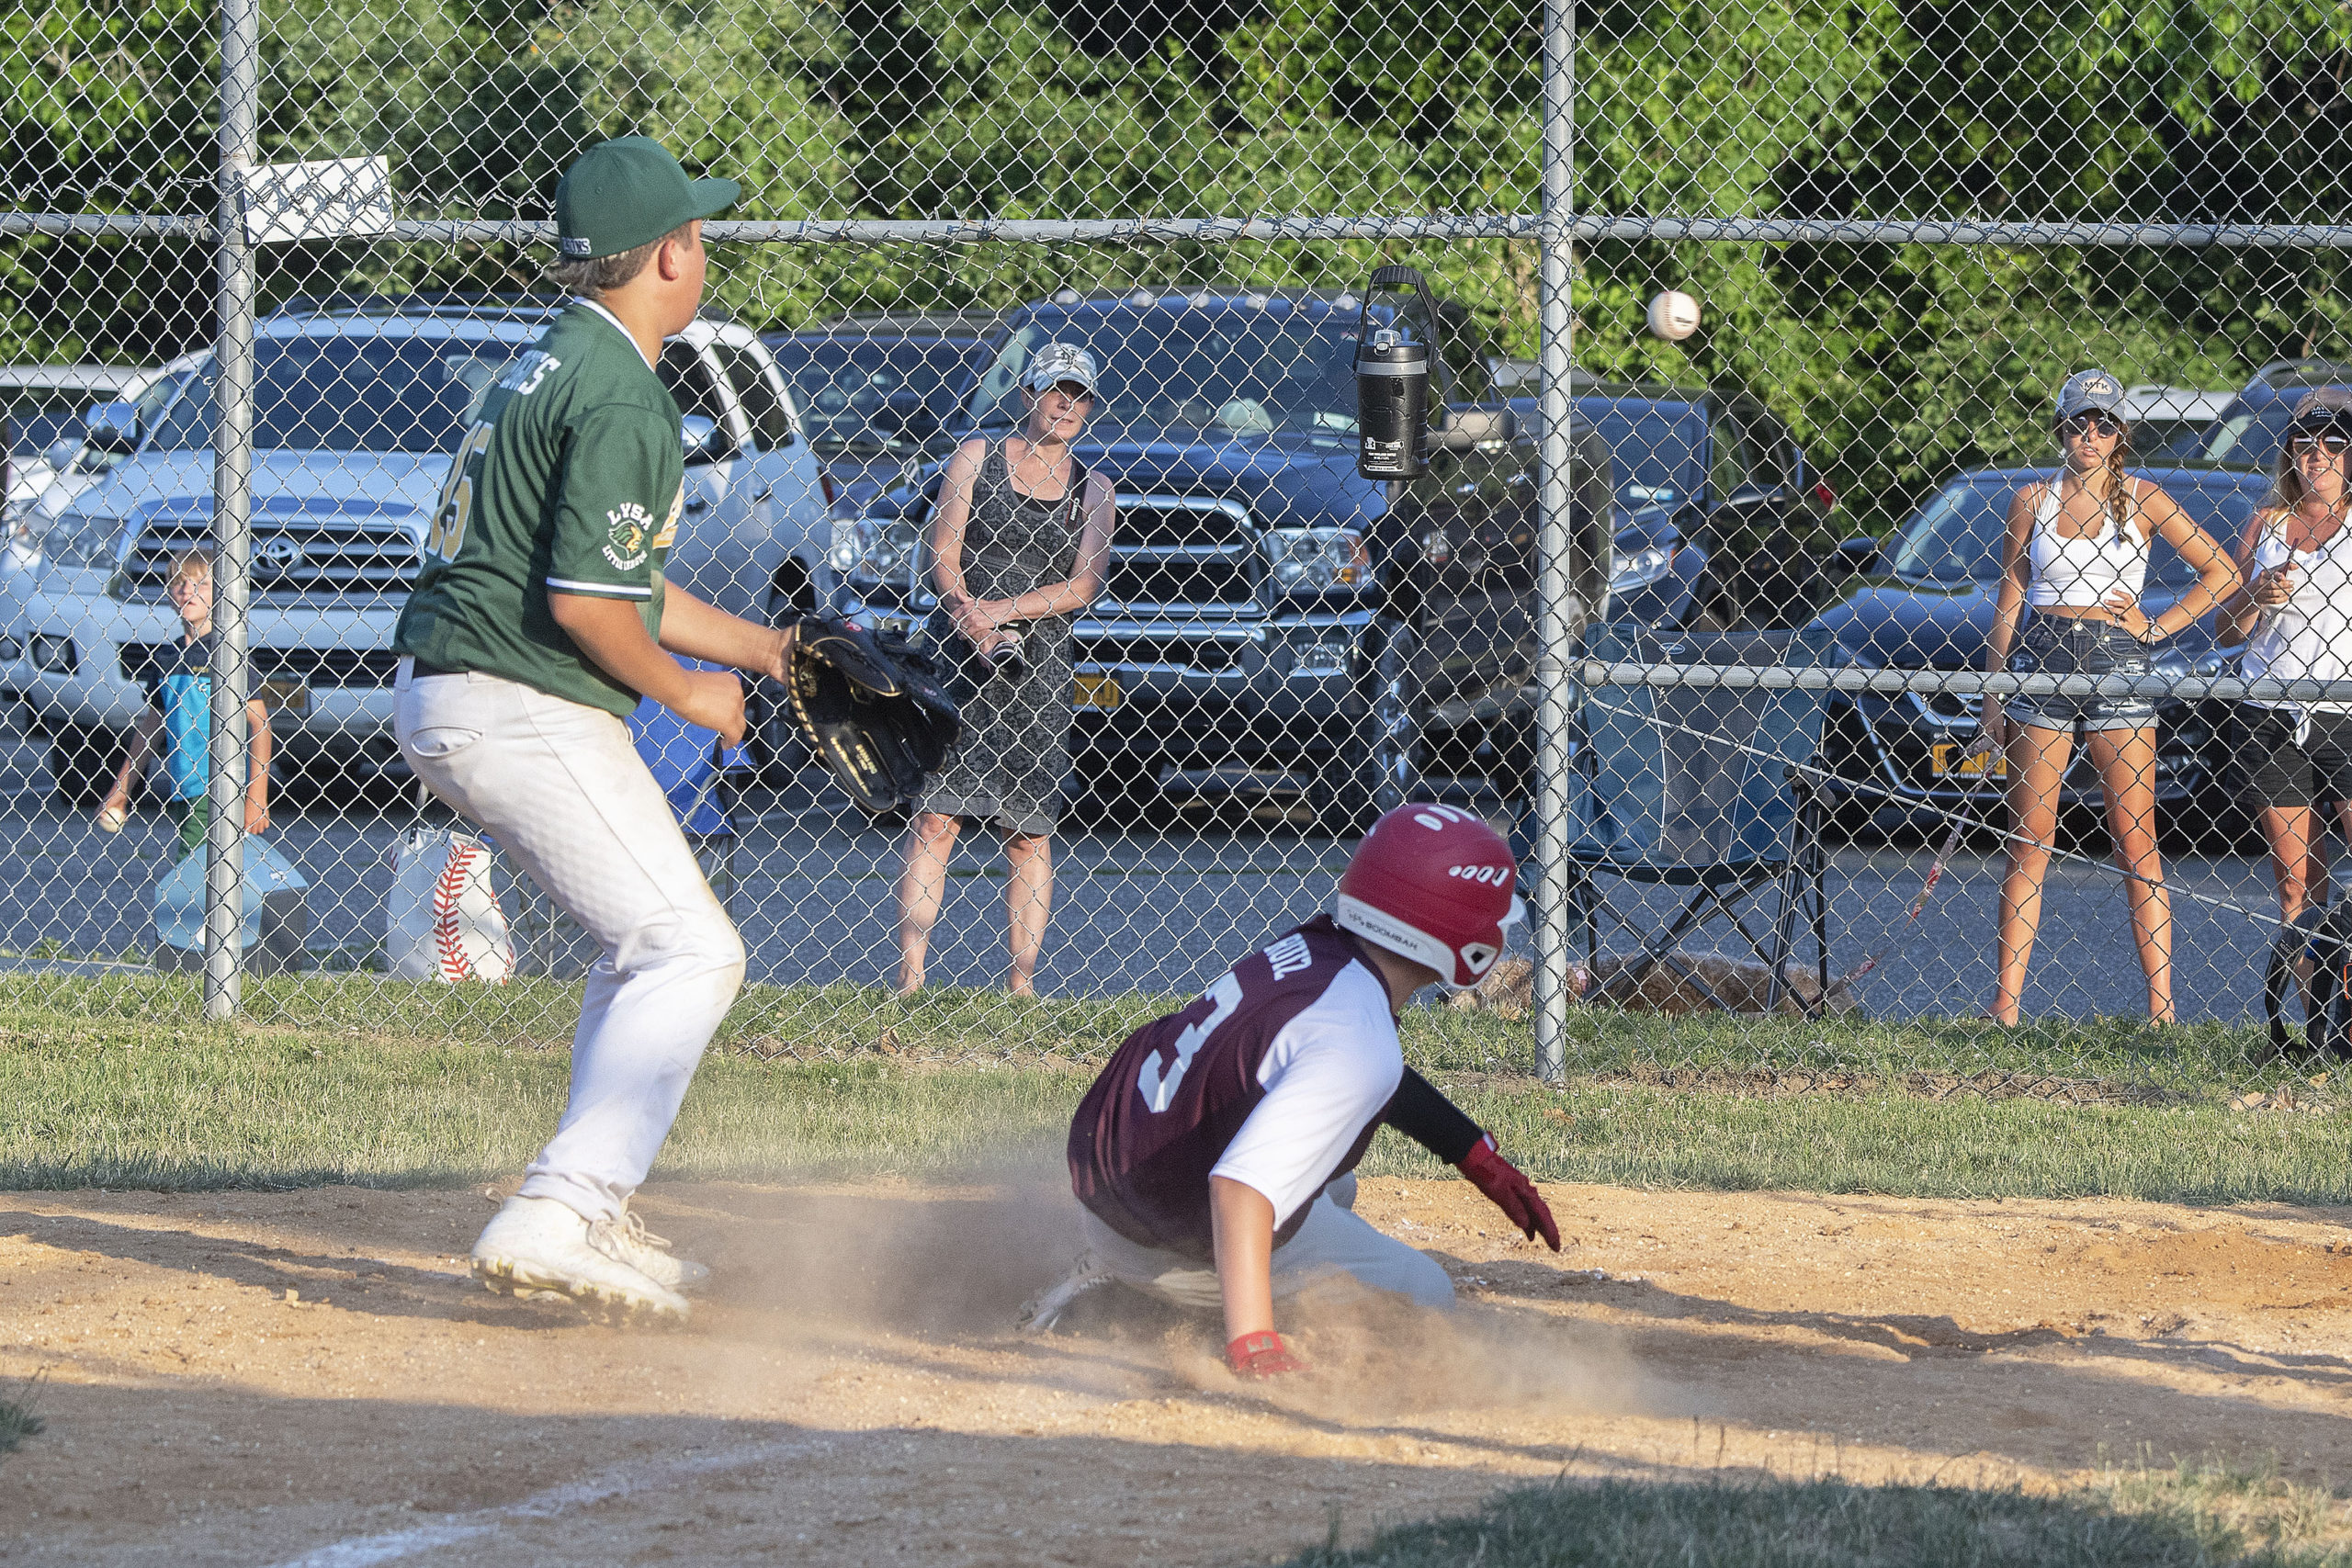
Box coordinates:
[257,679,310,716]
[1930,741,2005,779]
[1072,672,1122,710]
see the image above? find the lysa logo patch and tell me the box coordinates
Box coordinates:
[603,502,652,571]
[1448,864,1511,886]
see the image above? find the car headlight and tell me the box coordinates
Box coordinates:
[30,634,76,673]
[44,511,123,570]
[1608,542,1673,593]
[1262,527,1369,592]
[828,515,921,586]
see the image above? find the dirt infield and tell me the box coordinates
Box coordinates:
[6,1171,2352,1565]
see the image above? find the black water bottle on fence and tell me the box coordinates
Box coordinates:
[1356,265,1442,481]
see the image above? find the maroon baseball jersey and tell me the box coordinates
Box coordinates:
[1069,914,1404,1260]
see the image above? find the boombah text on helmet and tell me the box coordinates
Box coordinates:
[1332,803,1525,990]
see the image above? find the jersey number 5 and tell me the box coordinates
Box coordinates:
[1137,972,1243,1114]
[425,421,496,561]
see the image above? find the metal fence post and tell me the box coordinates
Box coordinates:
[1530,0,1579,1085]
[205,0,261,1021]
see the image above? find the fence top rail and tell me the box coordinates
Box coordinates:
[20,212,2352,248]
[1578,662,2352,703]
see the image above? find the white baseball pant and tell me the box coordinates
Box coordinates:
[1080,1175,1455,1312]
[395,664,746,1224]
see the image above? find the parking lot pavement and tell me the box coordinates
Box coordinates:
[0,708,2298,1025]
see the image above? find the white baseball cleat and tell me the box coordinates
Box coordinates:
[589,1207,711,1294]
[470,1195,689,1325]
[1017,1250,1113,1334]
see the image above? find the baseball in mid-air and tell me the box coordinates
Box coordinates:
[1647,289,1702,341]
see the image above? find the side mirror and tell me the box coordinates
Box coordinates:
[1834,535,1879,573]
[1435,407,1517,451]
[44,436,81,471]
[84,401,139,457]
[1721,480,1789,510]
[680,414,727,466]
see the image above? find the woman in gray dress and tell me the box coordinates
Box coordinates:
[897,342,1117,995]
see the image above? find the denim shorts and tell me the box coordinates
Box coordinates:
[2004,616,2158,734]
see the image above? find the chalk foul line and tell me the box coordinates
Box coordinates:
[258,1433,831,1568]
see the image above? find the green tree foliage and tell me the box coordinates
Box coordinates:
[8,0,2352,530]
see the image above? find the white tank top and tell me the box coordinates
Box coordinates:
[2026,479,2148,608]
[2243,511,2352,716]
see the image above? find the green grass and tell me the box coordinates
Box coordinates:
[2,979,2351,1200]
[0,1373,45,1458]
[1282,1457,2352,1567]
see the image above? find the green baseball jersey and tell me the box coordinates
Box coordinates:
[394,301,684,715]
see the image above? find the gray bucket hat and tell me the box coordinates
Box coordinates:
[2055,368,2128,422]
[1023,342,1100,397]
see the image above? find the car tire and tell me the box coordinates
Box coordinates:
[50,725,124,809]
[1310,619,1430,837]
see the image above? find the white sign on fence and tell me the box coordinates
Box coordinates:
[236,157,395,246]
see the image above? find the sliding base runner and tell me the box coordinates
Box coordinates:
[1031,805,1561,1374]
[392,136,790,1325]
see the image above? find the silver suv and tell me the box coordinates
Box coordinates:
[5,296,828,801]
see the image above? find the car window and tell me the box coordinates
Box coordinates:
[149,339,521,453]
[713,343,794,452]
[1707,413,1748,503]
[967,309,1363,437]
[4,384,125,460]
[1737,407,1798,490]
[2181,400,2301,470]
[2146,480,2263,587]
[658,343,740,461]
[1574,398,1705,513]
[770,336,989,452]
[1888,476,2022,583]
[1888,472,2266,586]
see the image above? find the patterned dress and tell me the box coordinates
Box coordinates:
[918,442,1091,835]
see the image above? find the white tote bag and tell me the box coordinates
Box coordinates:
[388,828,515,984]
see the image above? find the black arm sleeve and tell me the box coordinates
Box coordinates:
[1381,1066,1482,1165]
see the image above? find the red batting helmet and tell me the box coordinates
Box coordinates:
[1334,804,1524,990]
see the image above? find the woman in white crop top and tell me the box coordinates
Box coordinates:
[2216,389,2352,925]
[1984,369,2239,1026]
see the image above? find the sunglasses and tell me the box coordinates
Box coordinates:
[2058,413,2125,439]
[2291,431,2352,457]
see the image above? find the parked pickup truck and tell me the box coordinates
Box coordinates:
[5,294,829,802]
[826,287,1642,827]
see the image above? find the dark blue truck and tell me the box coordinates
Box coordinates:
[825,288,1773,825]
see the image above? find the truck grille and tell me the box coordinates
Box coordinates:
[1079,635,1247,672]
[119,644,400,688]
[1105,495,1255,608]
[121,499,424,602]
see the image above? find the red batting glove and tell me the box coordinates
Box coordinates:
[1457,1133,1561,1250]
[1226,1330,1307,1379]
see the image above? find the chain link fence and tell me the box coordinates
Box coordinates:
[8,0,2352,1075]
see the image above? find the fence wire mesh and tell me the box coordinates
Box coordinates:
[8,0,2352,1077]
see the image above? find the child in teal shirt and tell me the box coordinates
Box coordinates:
[96,546,273,858]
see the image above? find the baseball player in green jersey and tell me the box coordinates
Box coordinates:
[393,136,786,1324]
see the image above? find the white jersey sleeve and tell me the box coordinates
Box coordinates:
[1208,959,1403,1229]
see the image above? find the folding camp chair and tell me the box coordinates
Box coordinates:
[1561,623,1835,1016]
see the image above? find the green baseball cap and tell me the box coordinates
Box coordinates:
[555,135,739,261]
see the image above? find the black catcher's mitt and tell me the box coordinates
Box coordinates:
[786,615,960,814]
